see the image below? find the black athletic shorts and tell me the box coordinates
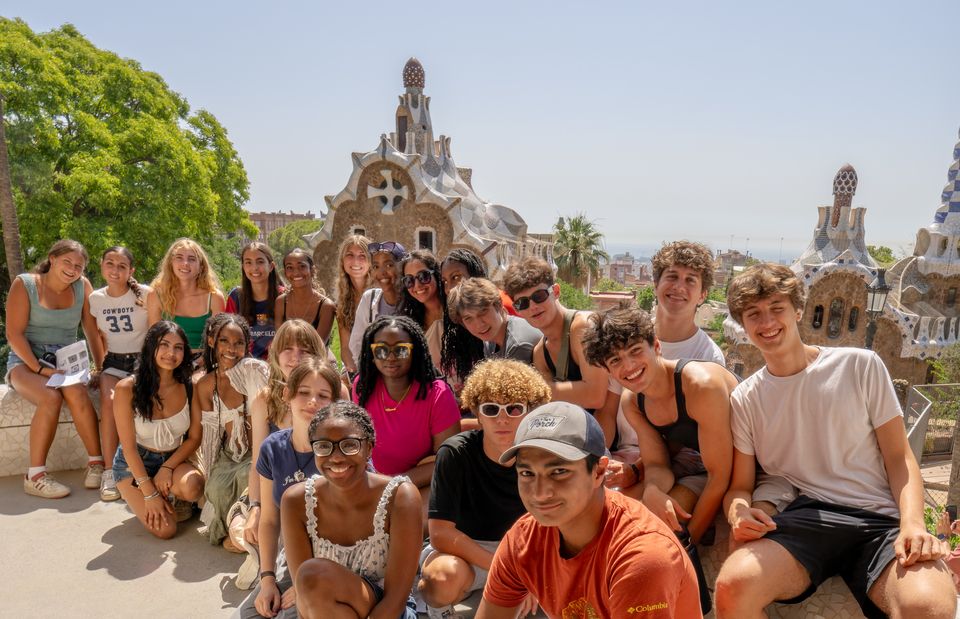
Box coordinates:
[766,495,899,619]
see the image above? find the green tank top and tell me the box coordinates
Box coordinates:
[164,293,212,351]
[20,273,84,357]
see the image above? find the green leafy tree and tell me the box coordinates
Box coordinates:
[207,232,243,293]
[0,19,254,295]
[867,245,898,268]
[594,277,626,292]
[635,285,655,311]
[266,219,323,259]
[553,214,609,292]
[558,279,593,310]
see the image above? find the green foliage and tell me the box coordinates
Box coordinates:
[868,245,898,268]
[553,214,609,291]
[931,342,960,384]
[594,277,626,292]
[207,232,243,293]
[707,286,727,303]
[634,285,655,311]
[266,219,323,260]
[925,505,960,550]
[330,318,342,366]
[706,313,728,349]
[0,19,254,289]
[558,279,593,310]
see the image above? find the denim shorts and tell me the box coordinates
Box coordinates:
[5,343,64,385]
[113,444,175,484]
[360,576,417,619]
[103,352,139,375]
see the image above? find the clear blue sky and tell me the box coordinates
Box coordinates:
[5,1,959,261]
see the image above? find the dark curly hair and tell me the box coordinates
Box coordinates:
[398,249,445,328]
[583,303,657,368]
[442,248,487,280]
[356,315,437,407]
[308,400,376,449]
[439,249,488,382]
[201,312,252,371]
[133,321,193,421]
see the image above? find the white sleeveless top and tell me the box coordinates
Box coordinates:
[304,475,409,585]
[135,401,190,452]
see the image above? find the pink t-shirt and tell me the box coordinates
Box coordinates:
[355,378,461,475]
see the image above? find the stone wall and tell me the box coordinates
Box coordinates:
[872,319,929,386]
[912,272,960,317]
[799,271,867,349]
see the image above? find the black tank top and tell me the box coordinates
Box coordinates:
[637,359,701,452]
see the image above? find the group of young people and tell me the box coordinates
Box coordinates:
[5,233,957,618]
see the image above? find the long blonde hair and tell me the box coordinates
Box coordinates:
[266,319,327,427]
[334,234,371,333]
[150,238,222,316]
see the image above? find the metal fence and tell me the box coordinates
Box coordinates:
[905,384,956,508]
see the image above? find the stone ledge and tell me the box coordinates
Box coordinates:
[0,384,98,477]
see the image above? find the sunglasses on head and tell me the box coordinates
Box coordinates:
[478,402,528,418]
[311,437,364,457]
[369,241,400,254]
[513,288,551,311]
[402,269,434,289]
[370,342,414,360]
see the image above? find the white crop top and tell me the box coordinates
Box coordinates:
[135,400,190,452]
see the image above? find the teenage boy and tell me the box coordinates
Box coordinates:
[418,359,550,618]
[715,263,955,619]
[650,241,724,364]
[583,305,736,543]
[477,401,702,619]
[446,278,542,365]
[502,257,619,446]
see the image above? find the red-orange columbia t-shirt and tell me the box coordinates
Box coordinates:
[484,490,703,618]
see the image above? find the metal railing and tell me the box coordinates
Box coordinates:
[905,383,958,458]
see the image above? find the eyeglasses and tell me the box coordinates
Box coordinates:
[402,269,434,289]
[478,402,528,417]
[512,288,551,311]
[311,437,364,457]
[370,342,414,360]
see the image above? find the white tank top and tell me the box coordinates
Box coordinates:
[135,400,190,452]
[89,286,150,354]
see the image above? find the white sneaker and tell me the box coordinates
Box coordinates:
[99,469,120,501]
[84,462,104,489]
[24,472,70,499]
[235,547,259,590]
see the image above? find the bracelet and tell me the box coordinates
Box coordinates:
[143,490,161,501]
[161,465,174,472]
[260,570,276,581]
[135,476,151,486]
[249,500,261,509]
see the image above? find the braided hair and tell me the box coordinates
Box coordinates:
[308,400,376,449]
[132,321,193,421]
[201,312,252,371]
[356,315,437,407]
[439,248,488,382]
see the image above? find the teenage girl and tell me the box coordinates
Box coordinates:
[245,357,343,617]
[112,321,204,538]
[226,242,283,360]
[6,239,105,499]
[147,238,226,362]
[88,246,150,501]
[398,249,445,371]
[347,240,405,374]
[334,235,371,374]
[275,248,336,344]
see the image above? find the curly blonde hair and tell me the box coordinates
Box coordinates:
[265,319,327,427]
[150,238,222,316]
[460,359,551,412]
[335,235,371,333]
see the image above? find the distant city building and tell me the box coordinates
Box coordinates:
[306,58,553,291]
[602,251,652,286]
[714,249,749,287]
[248,210,317,243]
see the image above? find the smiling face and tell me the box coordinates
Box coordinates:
[516,448,604,528]
[100,251,133,289]
[309,416,370,484]
[459,305,506,343]
[284,253,314,289]
[277,342,308,378]
[604,338,661,393]
[403,259,438,305]
[370,251,398,291]
[242,248,273,286]
[342,244,370,284]
[655,264,707,318]
[154,331,187,371]
[740,292,803,355]
[371,325,413,379]
[287,371,336,425]
[171,247,201,283]
[440,260,471,292]
[511,284,559,330]
[49,250,86,286]
[211,323,246,370]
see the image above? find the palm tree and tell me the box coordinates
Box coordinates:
[0,93,24,280]
[553,214,609,292]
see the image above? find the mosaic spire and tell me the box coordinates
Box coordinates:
[934,127,960,224]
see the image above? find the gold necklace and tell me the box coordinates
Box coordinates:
[381,382,412,412]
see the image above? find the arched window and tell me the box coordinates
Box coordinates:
[947,288,957,307]
[848,306,860,331]
[812,305,824,329]
[827,298,844,338]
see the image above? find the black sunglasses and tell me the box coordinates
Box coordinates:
[402,269,434,289]
[513,288,551,311]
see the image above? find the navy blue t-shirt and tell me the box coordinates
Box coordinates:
[227,287,276,360]
[256,428,319,507]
